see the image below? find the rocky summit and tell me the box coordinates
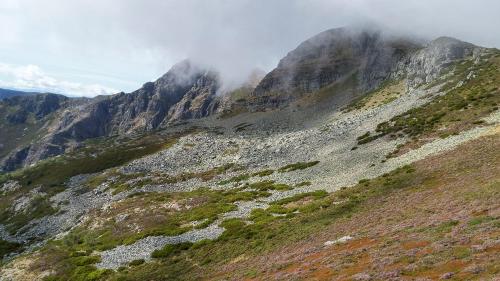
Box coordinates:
[0,26,499,281]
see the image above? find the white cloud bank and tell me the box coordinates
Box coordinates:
[0,0,499,96]
[0,63,117,97]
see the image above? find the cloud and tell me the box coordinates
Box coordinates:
[0,0,499,96]
[0,63,117,97]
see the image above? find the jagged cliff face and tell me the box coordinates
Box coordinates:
[0,60,222,171]
[0,28,485,171]
[0,94,73,171]
[395,37,478,88]
[1,94,69,123]
[53,60,220,141]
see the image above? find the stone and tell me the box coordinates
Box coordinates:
[0,180,21,193]
[324,235,353,246]
[440,272,454,279]
[352,272,371,281]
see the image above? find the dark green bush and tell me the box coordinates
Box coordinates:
[151,242,193,259]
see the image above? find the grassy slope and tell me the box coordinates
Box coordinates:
[0,131,183,236]
[209,134,500,281]
[356,51,500,151]
[95,134,498,281]
[345,79,406,112]
[18,132,496,281]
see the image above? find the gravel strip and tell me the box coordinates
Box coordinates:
[96,223,224,269]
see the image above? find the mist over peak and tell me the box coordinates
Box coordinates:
[1,0,499,96]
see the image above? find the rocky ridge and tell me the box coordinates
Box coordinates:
[0,28,482,172]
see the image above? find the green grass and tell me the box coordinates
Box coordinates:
[87,163,242,195]
[217,173,250,185]
[128,259,145,266]
[0,195,59,234]
[272,190,328,206]
[432,220,459,233]
[59,192,237,252]
[0,239,23,259]
[251,169,275,177]
[34,186,278,280]
[222,190,271,202]
[356,131,380,145]
[217,163,314,186]
[38,244,111,281]
[343,79,401,112]
[1,134,179,190]
[37,157,478,280]
[468,215,496,227]
[411,220,461,238]
[246,180,292,191]
[151,242,193,259]
[278,161,320,173]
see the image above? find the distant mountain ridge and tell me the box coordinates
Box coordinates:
[0,27,486,171]
[0,88,41,100]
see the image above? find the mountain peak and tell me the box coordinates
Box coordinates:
[430,36,474,46]
[252,26,420,106]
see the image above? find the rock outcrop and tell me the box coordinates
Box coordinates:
[2,93,69,123]
[394,37,478,88]
[0,93,73,171]
[54,60,221,139]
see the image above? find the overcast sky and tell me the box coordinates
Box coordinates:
[0,0,499,97]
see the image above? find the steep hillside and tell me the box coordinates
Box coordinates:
[0,27,498,281]
[205,135,500,280]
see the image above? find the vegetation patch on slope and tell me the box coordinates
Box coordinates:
[217,161,318,186]
[19,186,275,280]
[0,239,23,259]
[0,132,183,235]
[345,79,405,112]
[95,163,242,195]
[278,161,320,173]
[356,52,500,152]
